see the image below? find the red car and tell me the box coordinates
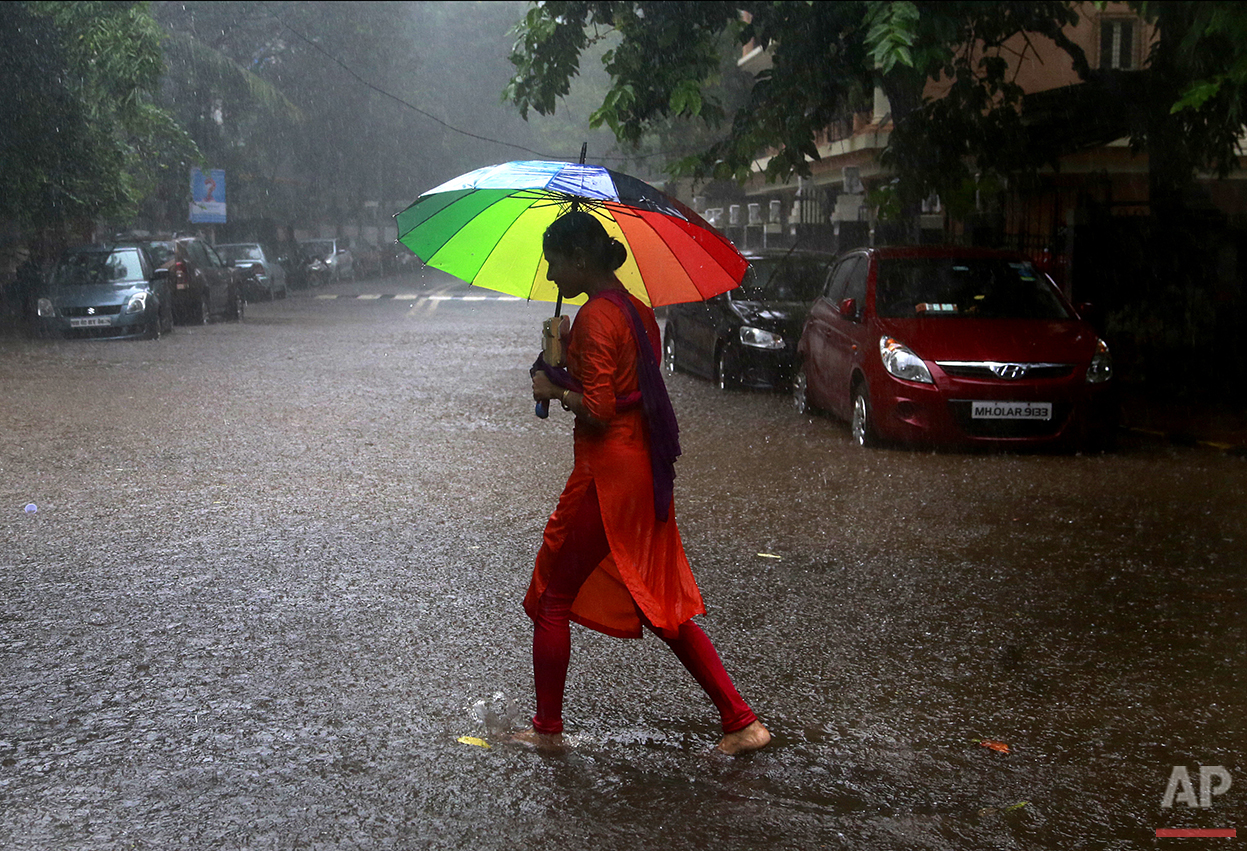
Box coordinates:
[792,246,1117,449]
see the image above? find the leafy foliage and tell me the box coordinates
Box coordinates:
[506,0,1245,218]
[0,1,193,229]
[2,0,626,237]
[1127,1,1247,193]
[877,2,1086,212]
[506,1,1093,205]
[864,0,920,74]
[1155,1,1247,122]
[509,2,758,175]
[146,1,619,231]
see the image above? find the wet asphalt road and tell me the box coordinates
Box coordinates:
[1,268,1243,850]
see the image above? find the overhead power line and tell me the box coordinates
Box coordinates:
[262,3,695,168]
[265,4,557,159]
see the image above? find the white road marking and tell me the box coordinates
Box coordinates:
[313,292,528,305]
[406,297,438,317]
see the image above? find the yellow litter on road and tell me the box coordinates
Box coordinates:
[457,736,490,749]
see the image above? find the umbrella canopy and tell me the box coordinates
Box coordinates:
[395,160,747,306]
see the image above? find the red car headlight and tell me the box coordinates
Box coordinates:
[879,336,934,384]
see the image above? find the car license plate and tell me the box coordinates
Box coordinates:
[971,401,1052,420]
[69,316,113,328]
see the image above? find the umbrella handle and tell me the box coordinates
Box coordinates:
[535,294,563,420]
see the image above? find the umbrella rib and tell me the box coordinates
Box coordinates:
[516,189,651,221]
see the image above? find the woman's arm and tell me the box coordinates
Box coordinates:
[569,303,629,426]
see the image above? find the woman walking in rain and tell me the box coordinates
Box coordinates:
[520,210,770,754]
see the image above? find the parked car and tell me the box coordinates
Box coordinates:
[663,249,833,389]
[268,242,313,289]
[792,245,1118,450]
[387,240,419,275]
[33,244,174,340]
[352,240,383,279]
[303,253,331,287]
[144,236,245,324]
[299,238,353,283]
[216,242,288,300]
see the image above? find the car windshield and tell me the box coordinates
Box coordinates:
[736,257,827,301]
[218,245,263,262]
[301,240,334,260]
[144,241,174,265]
[875,257,1071,319]
[53,248,146,286]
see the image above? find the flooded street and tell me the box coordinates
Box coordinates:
[1,269,1243,849]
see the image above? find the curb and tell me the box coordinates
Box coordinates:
[1124,425,1247,456]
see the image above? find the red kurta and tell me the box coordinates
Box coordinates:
[523,291,705,638]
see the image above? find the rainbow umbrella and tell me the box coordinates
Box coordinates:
[394,160,747,307]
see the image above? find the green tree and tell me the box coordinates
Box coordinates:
[506,1,1247,217]
[1127,1,1247,210]
[0,1,193,231]
[1151,0,1247,155]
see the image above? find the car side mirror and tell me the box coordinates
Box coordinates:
[152,268,169,282]
[1077,301,1103,327]
[838,297,858,320]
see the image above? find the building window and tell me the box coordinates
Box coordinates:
[1100,18,1135,70]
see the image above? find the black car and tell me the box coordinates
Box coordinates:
[33,244,174,340]
[663,249,833,389]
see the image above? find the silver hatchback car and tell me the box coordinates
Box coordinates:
[217,243,289,300]
[299,238,354,283]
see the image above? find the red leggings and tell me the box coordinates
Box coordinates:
[531,484,757,735]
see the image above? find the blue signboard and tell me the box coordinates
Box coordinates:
[190,168,227,223]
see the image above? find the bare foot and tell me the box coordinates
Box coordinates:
[508,727,565,751]
[715,720,771,755]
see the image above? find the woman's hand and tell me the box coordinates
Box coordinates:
[532,371,560,403]
[532,372,606,429]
